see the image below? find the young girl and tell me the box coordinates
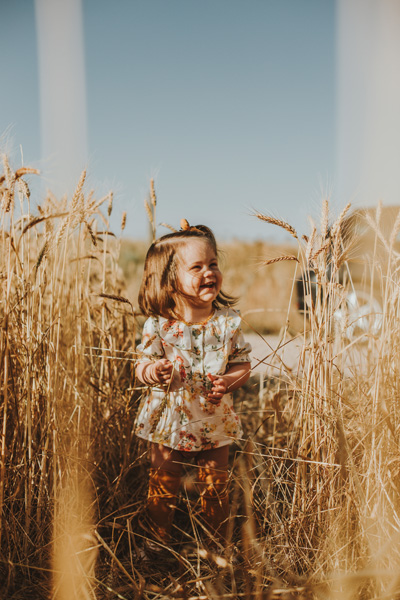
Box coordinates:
[135,221,251,551]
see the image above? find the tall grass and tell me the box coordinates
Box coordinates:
[0,157,137,598]
[250,203,400,598]
[2,155,400,599]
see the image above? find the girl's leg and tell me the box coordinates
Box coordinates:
[146,444,183,544]
[196,445,229,470]
[150,443,184,474]
[196,446,230,547]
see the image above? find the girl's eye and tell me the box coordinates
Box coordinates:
[191,265,201,271]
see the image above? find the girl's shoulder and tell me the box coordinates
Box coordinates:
[143,314,160,327]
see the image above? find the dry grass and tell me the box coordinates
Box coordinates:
[2,160,400,599]
[0,156,137,598]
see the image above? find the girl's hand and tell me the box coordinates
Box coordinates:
[207,373,227,404]
[153,359,174,385]
[137,359,174,386]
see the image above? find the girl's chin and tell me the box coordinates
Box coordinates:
[199,285,219,297]
[198,291,218,302]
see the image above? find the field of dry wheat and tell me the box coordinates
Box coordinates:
[2,159,400,600]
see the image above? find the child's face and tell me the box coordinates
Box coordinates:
[175,239,222,309]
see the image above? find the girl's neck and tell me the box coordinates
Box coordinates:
[174,304,214,325]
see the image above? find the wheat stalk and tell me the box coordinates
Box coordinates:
[144,198,153,224]
[70,170,86,216]
[17,178,30,200]
[320,197,329,239]
[15,167,40,179]
[0,166,39,185]
[305,225,317,264]
[330,202,351,240]
[253,211,298,239]
[1,190,13,213]
[150,178,157,207]
[1,155,15,190]
[376,199,382,227]
[98,292,135,313]
[389,208,400,247]
[262,255,299,266]
[84,219,97,247]
[20,213,68,237]
[160,223,177,233]
[365,211,391,253]
[107,191,113,217]
[35,241,49,271]
[87,193,110,213]
[311,239,331,262]
[55,215,70,248]
[160,222,177,232]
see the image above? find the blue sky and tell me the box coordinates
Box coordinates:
[1,0,335,242]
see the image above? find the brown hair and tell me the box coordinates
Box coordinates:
[138,224,237,318]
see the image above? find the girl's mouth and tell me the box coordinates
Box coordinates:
[200,282,215,289]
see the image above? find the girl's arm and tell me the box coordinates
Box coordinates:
[136,358,173,386]
[207,362,251,404]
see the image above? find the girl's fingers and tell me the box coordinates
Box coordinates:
[211,378,227,393]
[154,359,173,383]
[207,381,226,402]
[208,398,222,405]
[207,373,226,392]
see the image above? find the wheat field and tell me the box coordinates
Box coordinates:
[1,158,400,599]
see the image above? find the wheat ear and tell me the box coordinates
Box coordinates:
[160,222,177,232]
[253,211,297,239]
[262,256,299,266]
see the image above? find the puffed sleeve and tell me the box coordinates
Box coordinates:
[228,323,252,364]
[137,316,164,363]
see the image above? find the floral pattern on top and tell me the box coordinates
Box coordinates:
[135,308,251,451]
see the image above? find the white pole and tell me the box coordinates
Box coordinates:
[35,0,88,196]
[336,0,400,206]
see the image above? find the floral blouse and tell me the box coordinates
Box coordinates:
[135,308,251,451]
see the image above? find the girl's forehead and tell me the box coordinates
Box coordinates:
[176,238,216,262]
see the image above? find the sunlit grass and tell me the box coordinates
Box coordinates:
[2,156,400,599]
